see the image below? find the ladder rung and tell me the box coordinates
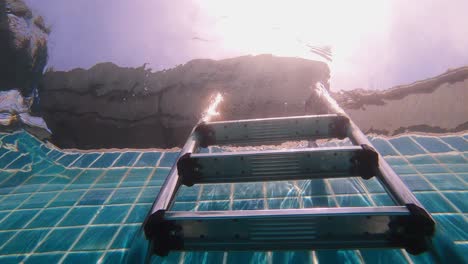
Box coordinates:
[146,206,424,253]
[195,114,349,147]
[177,145,379,186]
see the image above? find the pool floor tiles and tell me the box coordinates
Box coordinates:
[0,130,466,263]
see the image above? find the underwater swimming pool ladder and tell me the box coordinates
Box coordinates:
[144,83,435,256]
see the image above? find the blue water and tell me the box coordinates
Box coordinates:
[0,131,466,263]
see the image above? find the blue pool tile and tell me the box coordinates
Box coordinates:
[440,136,468,151]
[434,153,466,164]
[0,151,22,167]
[226,252,268,264]
[0,231,15,246]
[102,251,128,264]
[360,249,408,264]
[0,193,31,210]
[67,170,103,190]
[414,164,449,174]
[175,185,200,202]
[433,214,468,240]
[384,157,409,166]
[148,168,170,186]
[27,207,69,228]
[49,190,85,207]
[37,228,82,252]
[95,168,128,188]
[414,193,457,213]
[70,153,101,168]
[74,225,119,250]
[303,196,337,207]
[455,244,468,264]
[62,252,101,264]
[446,164,468,173]
[425,174,466,190]
[401,175,434,191]
[138,186,160,203]
[371,194,396,206]
[0,211,7,222]
[200,184,231,200]
[389,137,426,155]
[184,252,225,264]
[407,155,438,165]
[6,154,31,170]
[23,175,53,185]
[111,225,140,249]
[268,198,300,209]
[412,136,453,153]
[198,201,230,211]
[20,192,58,209]
[24,254,63,264]
[126,204,152,223]
[265,181,298,198]
[47,149,63,160]
[272,251,311,264]
[171,202,197,211]
[315,250,362,264]
[113,152,140,167]
[329,178,365,194]
[233,183,264,199]
[78,189,113,205]
[298,179,331,196]
[121,168,153,187]
[109,188,140,204]
[361,178,386,193]
[40,170,82,192]
[90,152,121,168]
[56,153,81,166]
[391,165,418,175]
[371,138,398,156]
[0,255,25,264]
[159,152,180,167]
[58,206,99,226]
[0,171,30,193]
[443,192,468,212]
[459,173,468,182]
[36,166,66,179]
[93,205,131,224]
[336,195,373,207]
[134,152,161,167]
[1,209,39,229]
[233,199,264,210]
[1,229,48,254]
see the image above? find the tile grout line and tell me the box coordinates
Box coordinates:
[90,152,165,263]
[410,136,468,185]
[386,137,466,220]
[20,168,111,263]
[0,168,91,253]
[0,161,71,233]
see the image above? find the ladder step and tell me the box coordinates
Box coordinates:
[177,145,379,186]
[145,206,431,253]
[195,114,349,147]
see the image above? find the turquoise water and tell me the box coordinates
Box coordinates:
[0,131,466,263]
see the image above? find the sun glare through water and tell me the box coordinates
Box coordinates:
[195,0,392,89]
[202,92,224,122]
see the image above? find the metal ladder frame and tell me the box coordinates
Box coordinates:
[143,83,435,256]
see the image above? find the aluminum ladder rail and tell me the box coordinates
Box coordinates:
[143,83,435,257]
